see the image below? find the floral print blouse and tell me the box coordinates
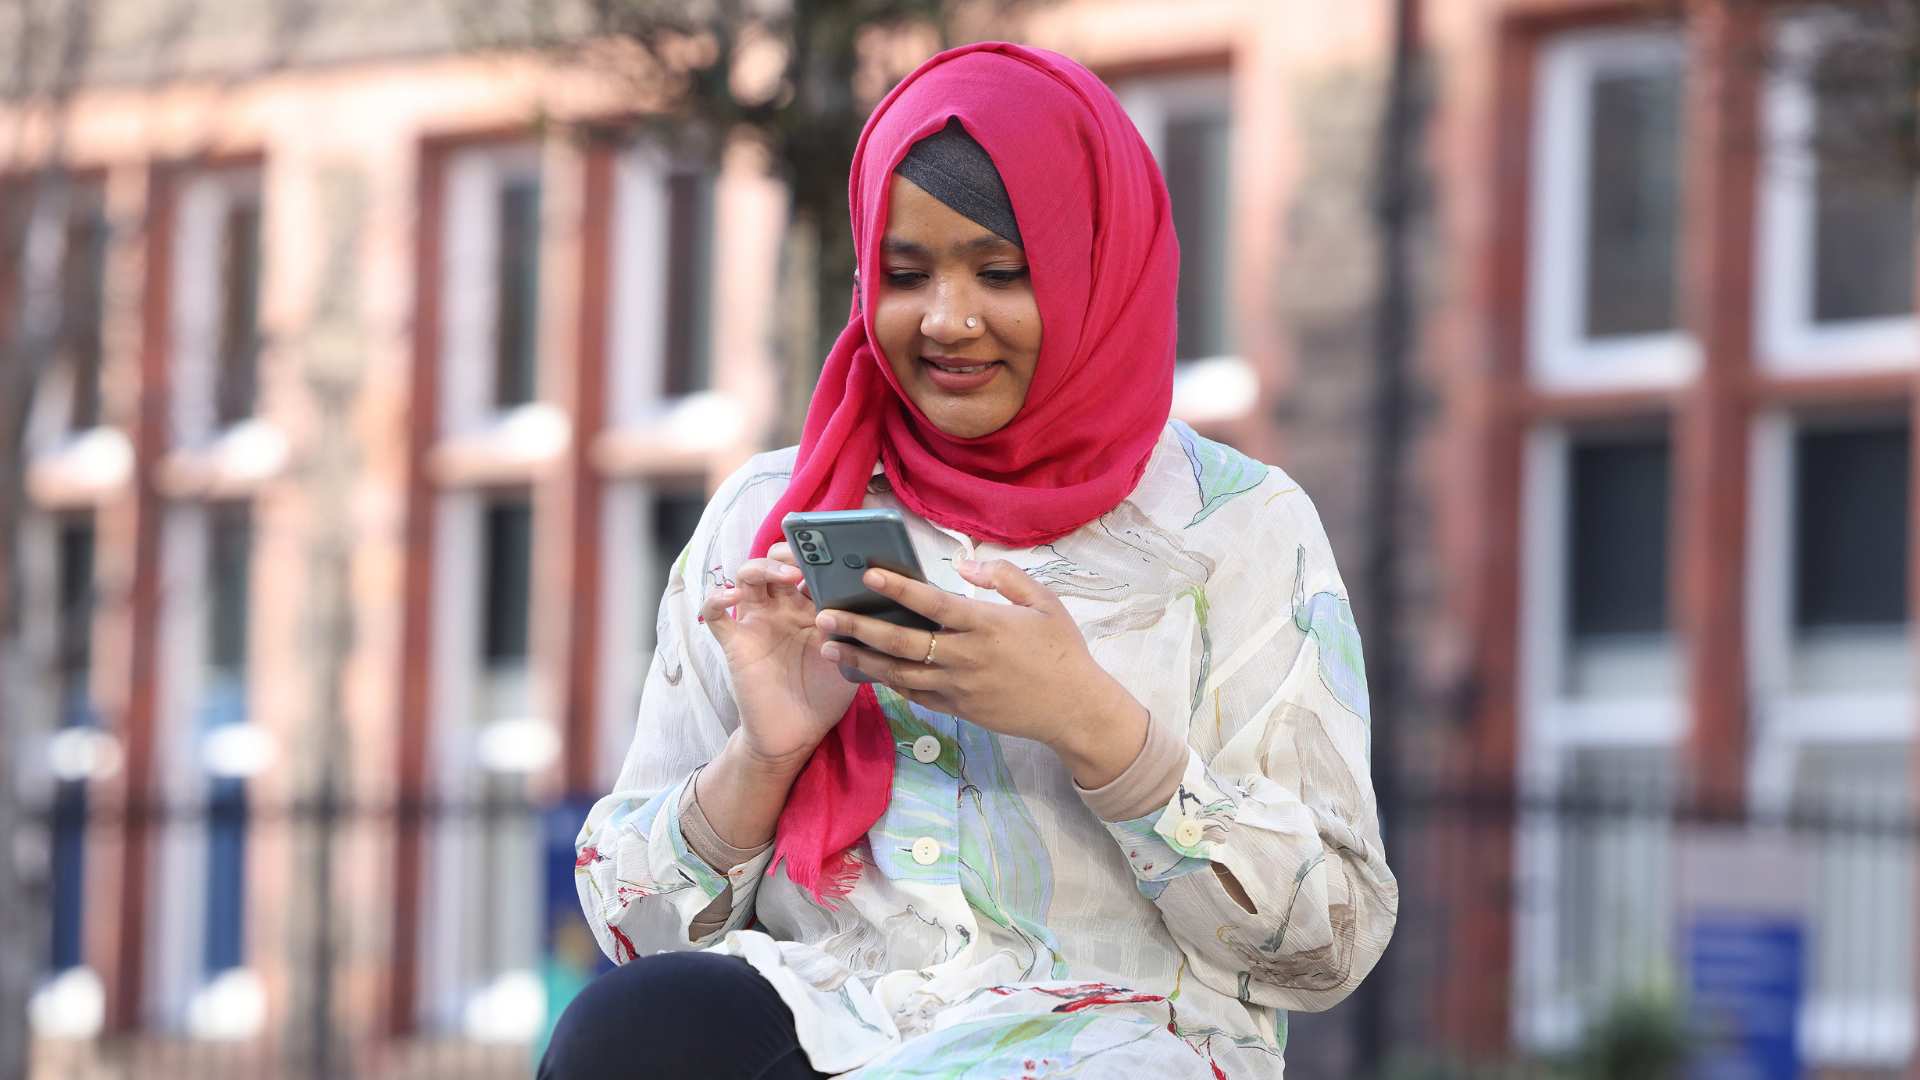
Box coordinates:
[574,421,1398,1078]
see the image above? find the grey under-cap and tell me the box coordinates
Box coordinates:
[895,118,1024,248]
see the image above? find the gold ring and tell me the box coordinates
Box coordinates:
[922,632,938,665]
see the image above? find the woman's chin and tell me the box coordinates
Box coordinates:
[919,403,1016,440]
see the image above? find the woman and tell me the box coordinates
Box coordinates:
[549,41,1396,1080]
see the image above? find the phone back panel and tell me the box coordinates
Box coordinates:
[782,510,939,633]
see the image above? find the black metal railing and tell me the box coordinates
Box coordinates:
[14,779,1917,1080]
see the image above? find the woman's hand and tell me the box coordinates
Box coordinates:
[701,542,857,772]
[815,559,1149,786]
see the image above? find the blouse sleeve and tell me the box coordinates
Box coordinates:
[573,458,788,959]
[1092,483,1399,1013]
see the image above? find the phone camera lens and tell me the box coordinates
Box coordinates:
[802,542,817,552]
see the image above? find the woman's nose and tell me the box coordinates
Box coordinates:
[920,279,983,344]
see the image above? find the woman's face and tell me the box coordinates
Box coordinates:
[872,174,1042,439]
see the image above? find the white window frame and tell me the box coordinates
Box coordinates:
[439,143,560,445]
[1746,412,1916,746]
[14,512,69,809]
[1513,427,1686,1049]
[600,142,746,452]
[18,192,78,457]
[1744,410,1914,1064]
[1529,28,1700,391]
[419,489,550,1038]
[19,183,130,500]
[143,505,269,1037]
[596,482,689,792]
[1754,16,1918,376]
[20,507,113,1040]
[148,507,212,1030]
[169,169,270,452]
[1115,71,1255,424]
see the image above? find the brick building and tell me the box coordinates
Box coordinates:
[4,0,1915,1075]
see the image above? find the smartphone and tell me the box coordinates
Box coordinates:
[782,509,939,684]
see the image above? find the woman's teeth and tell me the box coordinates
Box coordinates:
[927,359,992,374]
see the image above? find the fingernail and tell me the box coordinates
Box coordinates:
[821,643,841,661]
[864,569,884,588]
[956,558,979,573]
[817,613,837,632]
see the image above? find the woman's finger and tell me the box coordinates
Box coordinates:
[956,558,1059,612]
[768,542,798,566]
[823,640,938,692]
[860,569,969,629]
[815,610,932,662]
[699,587,738,645]
[735,559,801,612]
[737,558,803,589]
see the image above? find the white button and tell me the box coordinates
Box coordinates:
[911,837,940,865]
[911,735,942,764]
[1173,818,1204,848]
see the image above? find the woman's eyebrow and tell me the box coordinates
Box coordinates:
[882,235,1021,259]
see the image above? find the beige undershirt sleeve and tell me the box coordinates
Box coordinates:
[1072,711,1188,822]
[1073,714,1257,913]
[679,770,772,941]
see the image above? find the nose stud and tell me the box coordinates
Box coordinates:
[965,316,979,329]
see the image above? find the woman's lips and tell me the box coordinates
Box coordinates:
[921,356,1001,391]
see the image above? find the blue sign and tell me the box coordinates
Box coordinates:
[1686,913,1803,1080]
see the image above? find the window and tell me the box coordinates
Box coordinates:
[147,501,268,1033]
[472,494,540,1036]
[1808,63,1913,327]
[55,518,95,705]
[1515,427,1683,1047]
[493,178,541,410]
[212,199,262,428]
[661,170,715,399]
[200,504,251,978]
[1792,743,1913,1062]
[49,516,95,974]
[1748,412,1914,1062]
[1164,110,1233,362]
[1794,425,1908,630]
[1790,419,1910,694]
[608,146,721,426]
[1117,73,1236,365]
[1552,747,1675,1005]
[1564,432,1675,697]
[482,499,534,670]
[439,144,545,436]
[204,505,252,677]
[1581,70,1682,338]
[1530,29,1695,388]
[421,490,545,1037]
[12,183,110,450]
[1757,17,1918,371]
[171,170,265,445]
[595,482,708,790]
[61,197,109,432]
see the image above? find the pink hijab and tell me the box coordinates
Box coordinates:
[752,41,1179,901]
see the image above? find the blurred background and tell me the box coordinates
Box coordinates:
[0,0,1915,1077]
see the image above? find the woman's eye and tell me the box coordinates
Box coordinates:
[980,267,1030,287]
[885,270,927,288]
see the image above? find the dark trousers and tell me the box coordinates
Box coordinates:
[538,951,831,1080]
